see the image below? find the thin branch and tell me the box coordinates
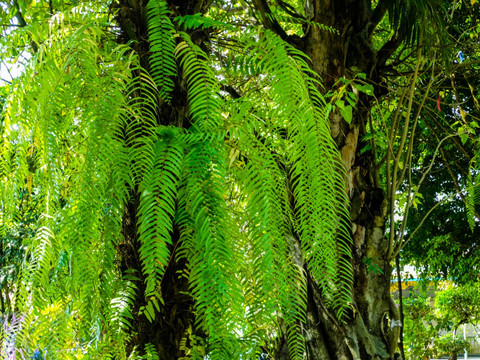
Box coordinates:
[12,0,38,53]
[385,83,409,210]
[395,82,428,188]
[0,23,25,28]
[398,182,480,252]
[221,84,242,99]
[395,255,406,360]
[392,133,461,258]
[384,59,480,78]
[392,75,437,258]
[2,59,14,81]
[421,105,471,161]
[388,29,424,259]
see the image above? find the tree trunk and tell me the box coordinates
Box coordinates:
[273,1,402,359]
[119,197,198,359]
[274,116,401,359]
[304,115,400,360]
[112,0,208,357]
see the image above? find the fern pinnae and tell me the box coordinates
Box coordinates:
[234,133,288,326]
[466,168,480,232]
[110,274,139,335]
[144,342,161,360]
[137,127,183,297]
[175,34,223,131]
[225,91,308,359]
[245,33,311,359]
[0,10,151,356]
[246,29,352,325]
[147,0,177,102]
[124,71,159,188]
[302,62,353,311]
[175,32,244,357]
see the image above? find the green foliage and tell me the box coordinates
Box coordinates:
[435,283,480,328]
[327,74,374,125]
[137,128,183,298]
[403,296,442,359]
[435,333,471,359]
[251,31,353,318]
[1,6,142,358]
[466,160,480,231]
[144,343,160,360]
[0,0,477,358]
[175,33,244,356]
[147,0,177,102]
[222,29,354,358]
[175,13,235,31]
[0,188,38,314]
[403,293,471,360]
[0,3,353,360]
[110,271,138,335]
[381,0,480,280]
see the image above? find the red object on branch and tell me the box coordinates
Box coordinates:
[437,95,441,111]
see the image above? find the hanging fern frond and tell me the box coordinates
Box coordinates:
[144,343,160,360]
[385,0,445,44]
[1,2,357,358]
[226,98,307,357]
[257,30,352,313]
[110,271,139,335]
[137,126,183,298]
[0,8,145,355]
[224,31,352,358]
[178,134,243,357]
[146,0,177,102]
[174,33,244,358]
[124,71,159,188]
[175,33,223,131]
[212,27,353,358]
[466,169,480,232]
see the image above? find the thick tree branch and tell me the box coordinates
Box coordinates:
[275,0,304,20]
[12,0,38,53]
[13,0,27,27]
[376,35,405,68]
[369,0,388,37]
[221,84,242,99]
[251,0,289,40]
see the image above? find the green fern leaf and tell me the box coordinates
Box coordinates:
[137,126,183,297]
[147,0,177,102]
